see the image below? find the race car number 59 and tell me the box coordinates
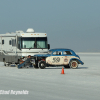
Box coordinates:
[52,57,60,63]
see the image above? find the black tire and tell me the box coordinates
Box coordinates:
[69,60,78,69]
[39,61,46,69]
[64,65,70,68]
[5,63,10,67]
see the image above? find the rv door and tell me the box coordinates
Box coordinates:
[11,37,17,54]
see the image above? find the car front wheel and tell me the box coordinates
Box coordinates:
[69,60,78,69]
[39,61,46,69]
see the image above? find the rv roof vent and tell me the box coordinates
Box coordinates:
[16,30,24,33]
[26,28,35,33]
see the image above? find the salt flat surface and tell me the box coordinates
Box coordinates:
[0,53,100,100]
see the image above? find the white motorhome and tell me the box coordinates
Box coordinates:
[0,28,50,66]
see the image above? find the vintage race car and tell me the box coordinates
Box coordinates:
[34,48,84,69]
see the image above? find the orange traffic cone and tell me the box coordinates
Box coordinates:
[61,67,65,74]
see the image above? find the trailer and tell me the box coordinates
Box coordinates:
[0,28,50,67]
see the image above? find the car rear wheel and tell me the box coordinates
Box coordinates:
[69,60,78,69]
[39,61,46,69]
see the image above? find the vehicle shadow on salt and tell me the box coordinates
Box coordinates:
[77,67,88,69]
[45,66,88,69]
[45,66,64,69]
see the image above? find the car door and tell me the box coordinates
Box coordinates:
[50,51,64,65]
[63,51,72,65]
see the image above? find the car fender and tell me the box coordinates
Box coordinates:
[69,58,84,65]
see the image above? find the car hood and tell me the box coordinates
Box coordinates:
[34,54,51,57]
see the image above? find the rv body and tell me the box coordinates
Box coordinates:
[0,28,50,66]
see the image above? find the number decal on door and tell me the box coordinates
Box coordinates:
[52,57,60,63]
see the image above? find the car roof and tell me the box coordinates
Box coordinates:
[49,48,75,52]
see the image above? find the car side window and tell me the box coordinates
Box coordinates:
[53,51,62,55]
[63,51,72,55]
[53,52,56,55]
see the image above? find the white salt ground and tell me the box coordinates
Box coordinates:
[0,53,100,100]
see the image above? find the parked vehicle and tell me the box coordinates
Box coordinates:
[0,28,50,66]
[33,48,84,69]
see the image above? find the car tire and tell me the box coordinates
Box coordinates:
[39,61,46,69]
[64,65,70,68]
[69,60,78,69]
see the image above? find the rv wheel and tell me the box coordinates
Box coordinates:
[6,63,10,67]
[4,62,9,66]
[39,61,46,69]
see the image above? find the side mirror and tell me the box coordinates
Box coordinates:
[48,44,50,49]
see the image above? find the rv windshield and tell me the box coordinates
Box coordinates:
[36,38,47,48]
[21,37,47,49]
[21,38,35,49]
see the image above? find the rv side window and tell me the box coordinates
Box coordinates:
[2,40,4,44]
[12,39,16,46]
[9,40,12,45]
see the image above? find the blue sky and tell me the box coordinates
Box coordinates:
[0,0,100,52]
